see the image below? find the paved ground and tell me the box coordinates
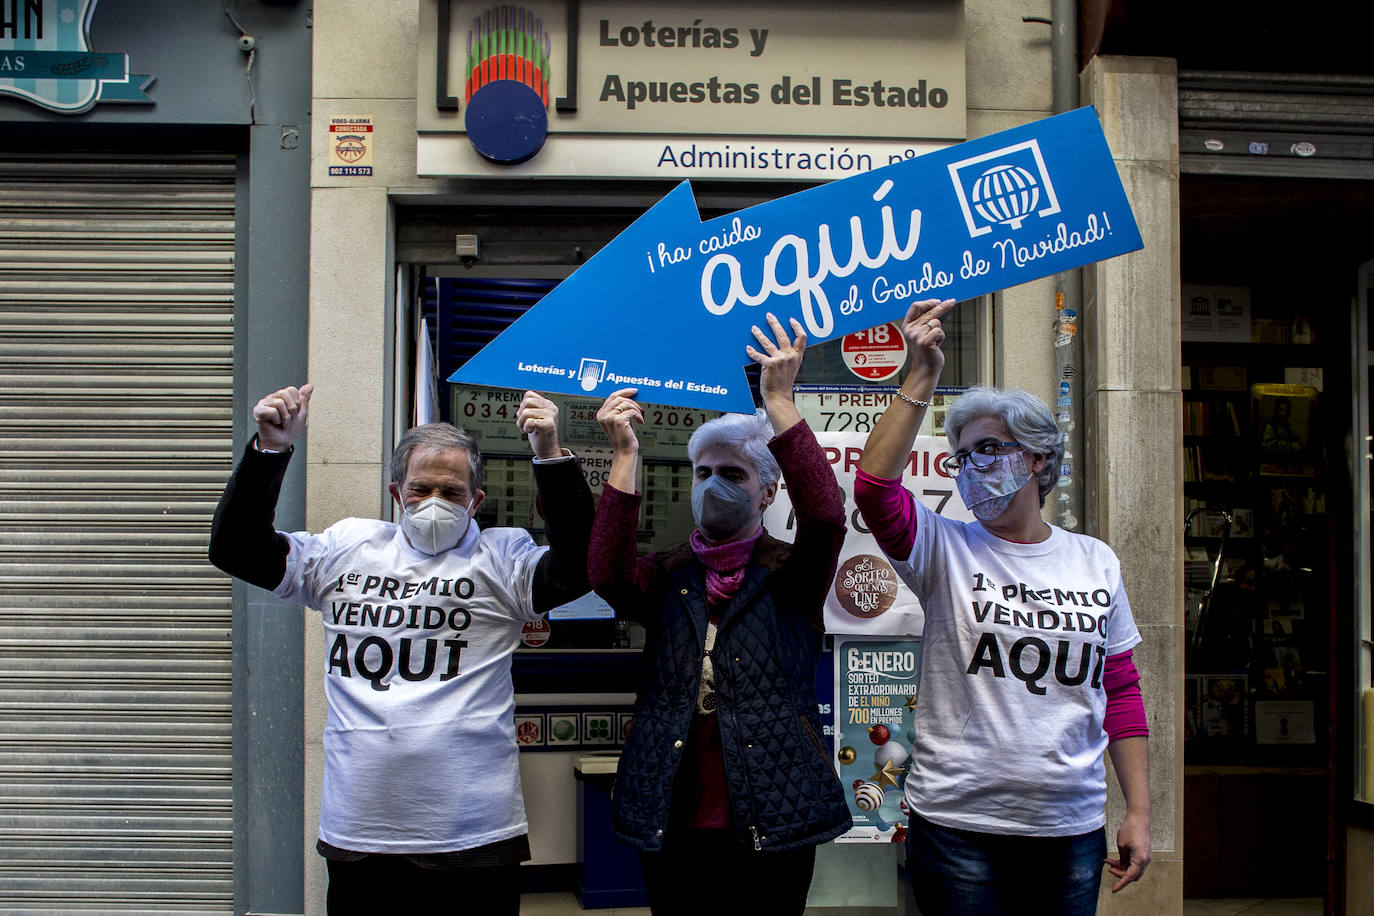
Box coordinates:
[1182,900,1322,915]
[520,892,1324,915]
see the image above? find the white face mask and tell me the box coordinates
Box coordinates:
[400,496,471,555]
[955,450,1033,521]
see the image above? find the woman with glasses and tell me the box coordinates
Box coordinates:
[854,298,1152,916]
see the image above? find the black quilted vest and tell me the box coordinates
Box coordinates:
[610,533,852,852]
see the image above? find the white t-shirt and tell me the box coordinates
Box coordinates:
[274,517,545,853]
[892,498,1141,837]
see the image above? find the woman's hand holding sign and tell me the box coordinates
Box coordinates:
[900,297,956,379]
[859,298,954,480]
[597,387,643,494]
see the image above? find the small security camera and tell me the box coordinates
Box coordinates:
[238,34,256,52]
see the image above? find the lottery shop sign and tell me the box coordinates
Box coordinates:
[451,107,1142,412]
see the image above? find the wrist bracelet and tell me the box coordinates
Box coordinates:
[895,390,933,409]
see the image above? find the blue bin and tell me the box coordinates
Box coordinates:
[574,753,648,909]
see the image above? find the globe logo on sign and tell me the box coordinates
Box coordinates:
[948,139,1062,237]
[970,164,1041,230]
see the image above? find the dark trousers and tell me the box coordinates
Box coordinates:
[638,827,817,916]
[325,857,520,916]
[905,812,1107,916]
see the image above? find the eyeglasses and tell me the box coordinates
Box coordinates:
[940,440,1021,475]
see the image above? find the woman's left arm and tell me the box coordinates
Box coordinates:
[586,389,662,620]
[748,313,846,625]
[1102,646,1150,891]
[771,431,846,628]
[1106,735,1151,891]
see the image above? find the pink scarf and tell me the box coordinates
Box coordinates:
[689,528,762,607]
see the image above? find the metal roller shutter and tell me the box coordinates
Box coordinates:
[0,150,235,911]
[1180,71,1374,179]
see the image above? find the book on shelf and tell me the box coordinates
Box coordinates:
[1183,398,1242,437]
[1197,366,1247,391]
[1184,445,1243,483]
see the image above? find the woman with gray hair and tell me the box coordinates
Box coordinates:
[855,298,1151,916]
[589,313,851,915]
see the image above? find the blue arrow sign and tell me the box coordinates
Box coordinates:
[450,106,1142,413]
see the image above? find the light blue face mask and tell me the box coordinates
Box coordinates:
[691,475,759,541]
[955,450,1033,521]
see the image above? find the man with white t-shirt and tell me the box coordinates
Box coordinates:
[209,383,593,915]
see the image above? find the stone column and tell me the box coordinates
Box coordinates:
[306,0,420,907]
[1080,56,1184,915]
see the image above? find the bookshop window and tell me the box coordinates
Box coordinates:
[1181,282,1329,764]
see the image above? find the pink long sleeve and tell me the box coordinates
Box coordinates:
[1103,650,1149,741]
[853,467,917,560]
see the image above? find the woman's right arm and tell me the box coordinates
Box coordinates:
[855,299,955,558]
[858,298,954,478]
[586,389,660,611]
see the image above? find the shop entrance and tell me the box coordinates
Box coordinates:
[1179,173,1374,902]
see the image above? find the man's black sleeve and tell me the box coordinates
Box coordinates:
[208,440,294,592]
[529,456,595,614]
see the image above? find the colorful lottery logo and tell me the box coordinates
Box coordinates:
[464,5,551,164]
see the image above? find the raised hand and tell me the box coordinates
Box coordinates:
[746,312,806,433]
[747,312,807,402]
[252,384,314,452]
[596,387,644,455]
[596,388,643,494]
[900,298,957,378]
[516,391,562,460]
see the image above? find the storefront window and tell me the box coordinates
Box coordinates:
[791,295,981,392]
[790,296,984,439]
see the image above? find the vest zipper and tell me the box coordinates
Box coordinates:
[717,636,763,851]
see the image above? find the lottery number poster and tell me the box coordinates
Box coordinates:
[833,635,921,843]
